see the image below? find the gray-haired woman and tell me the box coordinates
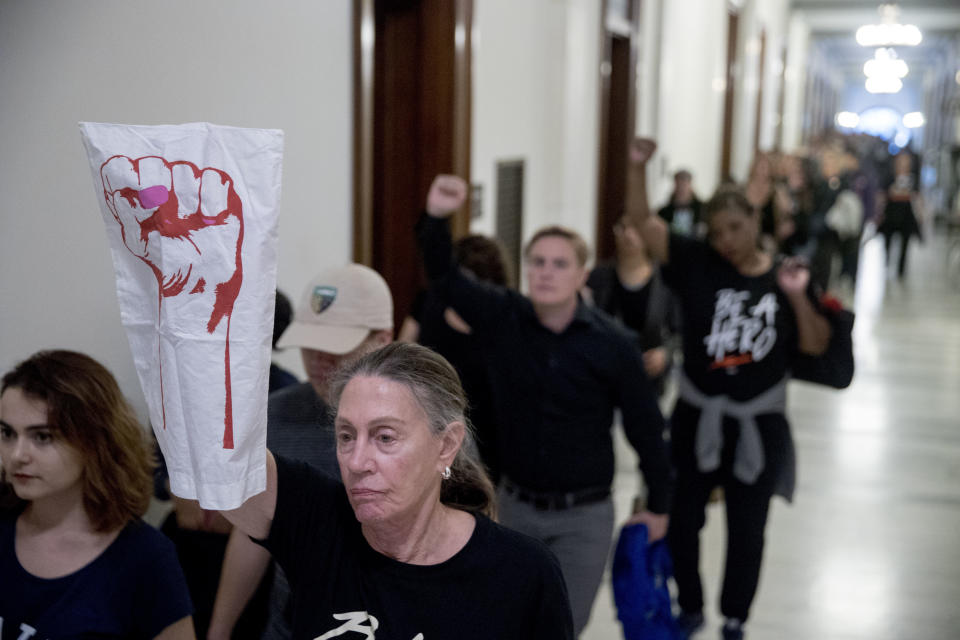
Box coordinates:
[222,342,573,639]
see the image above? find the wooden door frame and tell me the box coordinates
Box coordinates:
[450,0,472,225]
[352,0,472,268]
[720,8,739,181]
[753,28,766,153]
[353,0,375,265]
[595,0,641,262]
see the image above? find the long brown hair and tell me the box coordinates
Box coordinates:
[455,235,513,288]
[329,342,497,519]
[1,350,154,531]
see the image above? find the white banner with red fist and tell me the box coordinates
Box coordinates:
[79,122,283,509]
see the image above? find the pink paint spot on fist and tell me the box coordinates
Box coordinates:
[139,185,169,209]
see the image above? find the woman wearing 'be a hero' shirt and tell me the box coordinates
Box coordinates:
[627,139,832,640]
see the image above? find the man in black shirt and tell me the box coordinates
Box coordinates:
[418,175,673,635]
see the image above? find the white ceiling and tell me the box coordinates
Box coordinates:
[793,1,960,81]
[793,1,960,33]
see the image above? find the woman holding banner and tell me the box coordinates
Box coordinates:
[222,342,574,639]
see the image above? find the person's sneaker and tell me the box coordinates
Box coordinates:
[675,610,705,638]
[721,618,744,640]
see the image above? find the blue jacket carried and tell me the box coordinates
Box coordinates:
[612,523,682,640]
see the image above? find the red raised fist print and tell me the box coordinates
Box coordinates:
[100,155,244,448]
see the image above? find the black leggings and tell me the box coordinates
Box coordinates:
[667,402,791,622]
[883,229,911,278]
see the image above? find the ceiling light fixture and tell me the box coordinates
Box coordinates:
[856,4,922,47]
[836,112,860,128]
[866,76,903,94]
[902,112,925,128]
[864,48,908,79]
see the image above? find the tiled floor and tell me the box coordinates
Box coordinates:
[583,230,960,640]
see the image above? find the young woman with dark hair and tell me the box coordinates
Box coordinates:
[0,349,194,638]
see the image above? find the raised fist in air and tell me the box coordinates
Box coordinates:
[100,155,243,448]
[426,174,468,218]
[776,256,810,297]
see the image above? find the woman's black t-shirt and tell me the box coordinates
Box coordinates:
[662,234,799,401]
[261,457,574,640]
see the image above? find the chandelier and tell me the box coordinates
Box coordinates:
[856,4,922,47]
[864,48,908,94]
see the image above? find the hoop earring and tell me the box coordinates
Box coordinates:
[441,466,452,480]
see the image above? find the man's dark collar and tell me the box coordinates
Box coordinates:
[525,296,594,332]
[573,297,594,326]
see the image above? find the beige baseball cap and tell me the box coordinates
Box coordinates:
[276,264,393,355]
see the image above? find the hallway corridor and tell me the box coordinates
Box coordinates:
[585,231,960,640]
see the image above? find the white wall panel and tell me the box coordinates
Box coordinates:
[652,0,729,206]
[0,0,352,410]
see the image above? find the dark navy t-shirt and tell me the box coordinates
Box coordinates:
[0,510,193,639]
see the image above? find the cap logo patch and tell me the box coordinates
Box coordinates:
[311,286,337,314]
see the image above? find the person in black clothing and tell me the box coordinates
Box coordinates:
[398,234,511,481]
[586,213,678,396]
[269,289,299,393]
[417,174,672,635]
[745,152,799,255]
[745,154,778,244]
[777,154,813,257]
[808,146,861,291]
[220,342,574,639]
[658,169,704,238]
[878,150,922,279]
[628,139,833,640]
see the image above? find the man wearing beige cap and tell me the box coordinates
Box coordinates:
[208,264,393,640]
[276,263,394,418]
